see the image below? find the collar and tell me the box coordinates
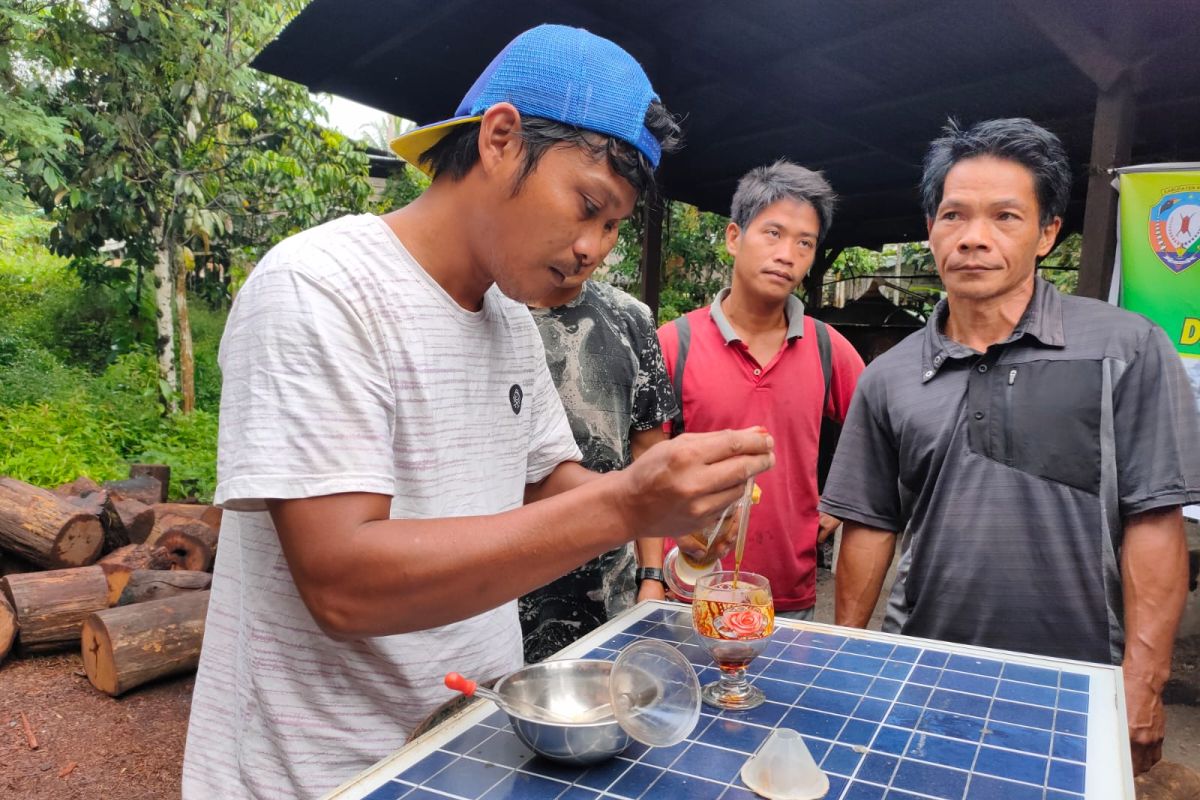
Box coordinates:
[709,288,807,344]
[920,277,1066,382]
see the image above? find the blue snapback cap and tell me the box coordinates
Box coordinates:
[390,25,662,175]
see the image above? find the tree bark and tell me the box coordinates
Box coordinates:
[156,523,218,572]
[1,566,110,653]
[0,478,105,568]
[112,498,155,545]
[129,465,170,502]
[61,489,129,553]
[149,504,222,534]
[145,514,213,548]
[174,244,196,414]
[103,476,165,507]
[54,477,103,497]
[0,592,16,663]
[99,544,175,572]
[116,570,211,606]
[152,232,178,414]
[81,590,209,696]
[99,545,174,604]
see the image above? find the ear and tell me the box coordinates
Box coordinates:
[925,217,935,237]
[1036,216,1063,258]
[725,221,742,258]
[476,103,523,178]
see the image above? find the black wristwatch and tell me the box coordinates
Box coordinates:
[636,567,666,585]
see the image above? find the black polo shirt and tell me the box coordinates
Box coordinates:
[820,278,1200,664]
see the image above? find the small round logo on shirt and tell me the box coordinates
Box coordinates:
[509,384,523,415]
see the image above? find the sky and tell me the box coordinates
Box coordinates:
[316,93,393,144]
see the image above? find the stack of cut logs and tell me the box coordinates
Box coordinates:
[0,465,216,696]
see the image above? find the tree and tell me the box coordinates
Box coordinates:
[7,0,372,412]
[0,3,69,208]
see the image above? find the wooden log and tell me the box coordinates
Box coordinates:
[81,590,209,696]
[129,464,170,502]
[0,591,16,663]
[99,544,174,572]
[102,475,163,507]
[112,498,154,545]
[62,489,129,553]
[0,478,105,568]
[156,523,218,572]
[53,477,103,497]
[1,566,109,653]
[150,503,222,530]
[99,545,174,604]
[116,570,211,606]
[145,510,217,547]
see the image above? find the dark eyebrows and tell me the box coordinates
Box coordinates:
[758,218,818,239]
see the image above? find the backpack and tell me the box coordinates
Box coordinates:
[668,313,841,490]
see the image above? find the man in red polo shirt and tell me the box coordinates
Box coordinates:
[657,160,864,618]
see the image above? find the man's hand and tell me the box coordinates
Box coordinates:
[817,512,841,544]
[616,428,774,558]
[1124,670,1166,775]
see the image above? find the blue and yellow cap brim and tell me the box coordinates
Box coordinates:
[389,115,483,176]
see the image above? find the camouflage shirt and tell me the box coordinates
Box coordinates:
[519,280,678,662]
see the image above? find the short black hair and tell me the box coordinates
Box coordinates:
[920,117,1072,227]
[730,159,837,243]
[417,99,682,199]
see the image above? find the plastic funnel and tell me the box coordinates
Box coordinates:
[740,728,829,800]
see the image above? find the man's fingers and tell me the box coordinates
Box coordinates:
[687,428,774,467]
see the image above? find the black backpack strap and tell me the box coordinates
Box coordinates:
[812,317,842,493]
[669,315,691,437]
[813,317,832,416]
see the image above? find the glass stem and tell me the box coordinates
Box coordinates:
[720,667,750,699]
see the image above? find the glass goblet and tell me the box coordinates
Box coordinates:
[691,570,774,710]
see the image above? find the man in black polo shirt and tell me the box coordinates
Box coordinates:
[821,117,1200,775]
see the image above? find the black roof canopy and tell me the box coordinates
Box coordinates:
[255,0,1199,253]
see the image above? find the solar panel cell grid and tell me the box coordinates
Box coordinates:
[342,604,1122,800]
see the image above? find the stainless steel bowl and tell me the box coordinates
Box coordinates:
[492,659,630,765]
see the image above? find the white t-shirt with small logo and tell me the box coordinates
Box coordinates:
[182,214,581,800]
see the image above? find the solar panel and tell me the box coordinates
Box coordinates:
[332,602,1131,800]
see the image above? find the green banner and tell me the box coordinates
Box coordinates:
[1118,170,1200,359]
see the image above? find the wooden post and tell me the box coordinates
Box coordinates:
[640,197,665,322]
[1076,75,1135,300]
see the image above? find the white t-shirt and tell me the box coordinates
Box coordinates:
[182,214,581,800]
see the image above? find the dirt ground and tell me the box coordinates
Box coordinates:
[0,569,1196,799]
[0,652,192,800]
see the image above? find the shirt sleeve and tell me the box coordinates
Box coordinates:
[824,323,866,422]
[215,262,396,511]
[628,302,680,431]
[1112,324,1200,517]
[524,326,583,484]
[818,370,905,531]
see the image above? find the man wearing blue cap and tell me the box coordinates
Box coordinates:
[183,25,774,799]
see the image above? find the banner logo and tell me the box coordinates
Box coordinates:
[1148,190,1200,273]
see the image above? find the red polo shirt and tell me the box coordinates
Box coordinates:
[657,291,864,610]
